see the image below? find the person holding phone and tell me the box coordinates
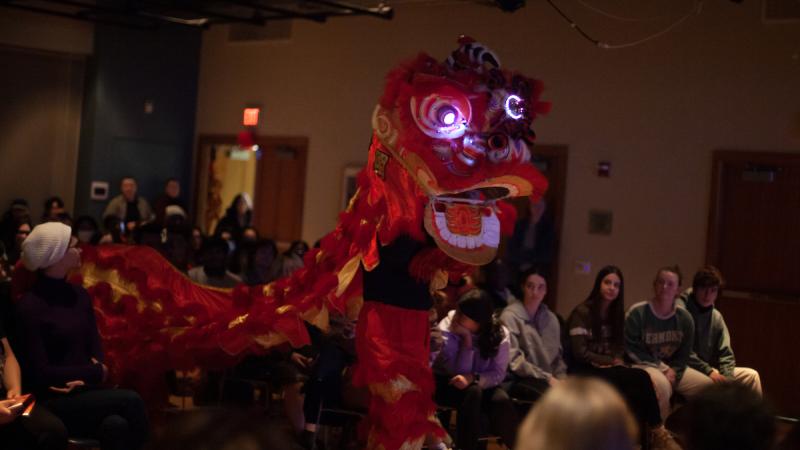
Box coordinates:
[14,222,149,450]
[1,311,67,450]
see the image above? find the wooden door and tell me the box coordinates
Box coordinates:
[252,137,308,244]
[194,135,308,245]
[706,150,800,417]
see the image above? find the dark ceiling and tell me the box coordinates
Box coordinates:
[0,0,395,29]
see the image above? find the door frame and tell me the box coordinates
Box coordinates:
[193,134,308,239]
[705,149,800,416]
[706,149,800,298]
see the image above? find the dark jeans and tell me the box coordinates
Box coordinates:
[0,404,67,450]
[434,375,518,450]
[502,377,550,404]
[45,388,148,450]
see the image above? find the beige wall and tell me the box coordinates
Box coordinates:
[0,9,93,55]
[0,9,92,222]
[196,1,800,314]
[0,46,85,223]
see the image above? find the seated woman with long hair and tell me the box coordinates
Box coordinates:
[433,289,518,450]
[567,265,677,448]
[499,267,566,404]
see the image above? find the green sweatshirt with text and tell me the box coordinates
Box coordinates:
[625,301,695,382]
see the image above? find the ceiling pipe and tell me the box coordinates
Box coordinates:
[303,0,393,20]
[221,0,328,22]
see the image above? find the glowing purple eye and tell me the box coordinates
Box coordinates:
[411,95,470,139]
[504,94,524,120]
[441,111,456,126]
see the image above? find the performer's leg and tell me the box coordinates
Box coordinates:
[353,302,441,450]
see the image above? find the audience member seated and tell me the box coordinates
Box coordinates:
[14,222,149,450]
[214,193,253,243]
[677,266,762,395]
[269,240,308,280]
[98,215,125,245]
[679,383,775,450]
[515,377,638,450]
[162,225,191,273]
[433,289,518,450]
[239,239,278,286]
[73,216,101,245]
[567,266,675,448]
[187,237,241,288]
[103,176,155,234]
[40,197,66,224]
[152,178,185,226]
[625,265,697,420]
[133,222,164,250]
[5,222,32,268]
[499,267,566,405]
[188,227,205,268]
[0,310,68,450]
[1,199,31,261]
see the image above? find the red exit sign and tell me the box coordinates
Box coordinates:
[243,108,260,126]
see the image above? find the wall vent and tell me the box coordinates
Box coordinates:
[763,0,800,23]
[228,21,292,43]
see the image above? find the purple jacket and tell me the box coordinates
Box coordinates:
[433,310,510,389]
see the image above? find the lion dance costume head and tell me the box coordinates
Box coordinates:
[367,36,550,266]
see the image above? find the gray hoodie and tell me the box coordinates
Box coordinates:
[499,299,567,381]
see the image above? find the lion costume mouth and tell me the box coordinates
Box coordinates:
[423,187,507,265]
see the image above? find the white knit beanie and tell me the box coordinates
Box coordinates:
[21,222,73,271]
[165,204,186,218]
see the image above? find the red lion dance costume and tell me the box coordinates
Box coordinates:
[73,37,550,450]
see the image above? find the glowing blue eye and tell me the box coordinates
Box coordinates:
[504,94,524,120]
